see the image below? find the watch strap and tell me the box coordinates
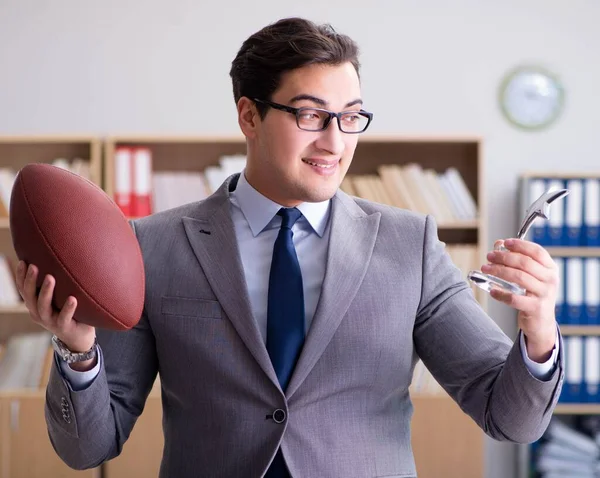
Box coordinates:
[52,335,98,364]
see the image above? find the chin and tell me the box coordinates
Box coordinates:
[301,185,339,203]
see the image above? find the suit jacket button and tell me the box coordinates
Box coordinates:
[272,409,286,424]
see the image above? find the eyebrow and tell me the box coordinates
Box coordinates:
[288,94,363,109]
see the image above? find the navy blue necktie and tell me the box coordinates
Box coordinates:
[265,207,305,478]
[267,207,305,391]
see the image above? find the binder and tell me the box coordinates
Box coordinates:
[584,337,600,403]
[553,257,565,324]
[114,147,133,216]
[131,147,153,217]
[583,178,600,246]
[564,179,583,246]
[565,257,584,325]
[547,179,566,246]
[584,258,600,326]
[562,336,583,403]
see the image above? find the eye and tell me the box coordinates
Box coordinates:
[342,113,361,123]
[298,110,322,121]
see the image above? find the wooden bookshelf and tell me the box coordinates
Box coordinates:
[553,404,600,415]
[103,134,488,478]
[0,135,102,478]
[546,247,600,257]
[0,135,102,265]
[0,133,489,478]
[560,326,600,336]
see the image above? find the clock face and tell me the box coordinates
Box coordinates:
[499,66,564,130]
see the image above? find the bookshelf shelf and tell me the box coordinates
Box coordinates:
[546,247,600,257]
[560,326,600,336]
[553,404,600,415]
[0,304,27,314]
[438,220,479,230]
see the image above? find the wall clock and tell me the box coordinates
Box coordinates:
[499,65,565,131]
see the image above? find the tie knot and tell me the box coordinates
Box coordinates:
[277,207,302,229]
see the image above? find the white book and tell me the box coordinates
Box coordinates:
[0,255,20,305]
[438,174,468,220]
[444,167,477,219]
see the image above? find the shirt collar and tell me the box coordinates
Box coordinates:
[235,170,330,238]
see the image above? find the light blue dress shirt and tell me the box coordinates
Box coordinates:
[61,170,558,387]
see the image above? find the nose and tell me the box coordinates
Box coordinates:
[314,117,346,156]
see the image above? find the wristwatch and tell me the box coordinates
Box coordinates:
[52,335,98,364]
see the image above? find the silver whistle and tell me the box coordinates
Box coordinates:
[467,188,569,296]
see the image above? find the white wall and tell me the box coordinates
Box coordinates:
[2,1,599,476]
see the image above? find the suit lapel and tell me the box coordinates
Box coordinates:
[182,175,280,389]
[286,192,381,398]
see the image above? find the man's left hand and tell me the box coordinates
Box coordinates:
[481,238,558,363]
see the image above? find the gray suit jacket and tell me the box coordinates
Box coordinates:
[45,173,564,478]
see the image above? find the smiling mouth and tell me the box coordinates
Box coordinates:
[302,159,339,169]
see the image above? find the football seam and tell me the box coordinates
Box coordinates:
[20,170,131,329]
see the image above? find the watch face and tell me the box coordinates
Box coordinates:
[499,66,564,131]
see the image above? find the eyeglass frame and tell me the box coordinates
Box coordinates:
[252,98,373,134]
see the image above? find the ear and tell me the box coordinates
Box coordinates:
[237,97,260,139]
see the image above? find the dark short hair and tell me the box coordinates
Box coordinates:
[229,17,360,118]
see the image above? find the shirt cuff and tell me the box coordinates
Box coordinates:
[56,346,102,391]
[520,327,560,381]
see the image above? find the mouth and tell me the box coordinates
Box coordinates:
[301,158,340,169]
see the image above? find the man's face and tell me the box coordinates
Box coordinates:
[243,62,363,207]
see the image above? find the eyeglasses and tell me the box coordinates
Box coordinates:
[253,98,373,134]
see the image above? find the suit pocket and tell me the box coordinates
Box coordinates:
[161,296,222,319]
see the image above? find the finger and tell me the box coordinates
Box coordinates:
[37,274,56,322]
[503,238,555,269]
[481,263,545,296]
[22,264,40,313]
[56,296,77,331]
[490,288,537,311]
[493,240,505,252]
[486,249,552,283]
[15,261,26,298]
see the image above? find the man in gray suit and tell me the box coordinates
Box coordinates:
[17,17,563,478]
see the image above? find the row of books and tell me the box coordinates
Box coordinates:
[113,147,479,224]
[533,417,600,477]
[0,331,163,394]
[562,335,600,404]
[0,255,19,306]
[522,177,600,247]
[0,331,52,390]
[113,146,245,216]
[0,159,91,217]
[340,163,478,225]
[554,257,599,325]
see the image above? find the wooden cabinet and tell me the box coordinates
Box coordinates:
[0,393,99,478]
[102,394,163,478]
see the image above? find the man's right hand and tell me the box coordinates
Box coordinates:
[15,261,97,371]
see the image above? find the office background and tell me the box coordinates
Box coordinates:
[1,1,598,476]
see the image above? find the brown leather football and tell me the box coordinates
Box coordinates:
[9,163,145,330]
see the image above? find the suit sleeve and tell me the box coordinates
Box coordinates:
[413,215,564,443]
[44,224,158,470]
